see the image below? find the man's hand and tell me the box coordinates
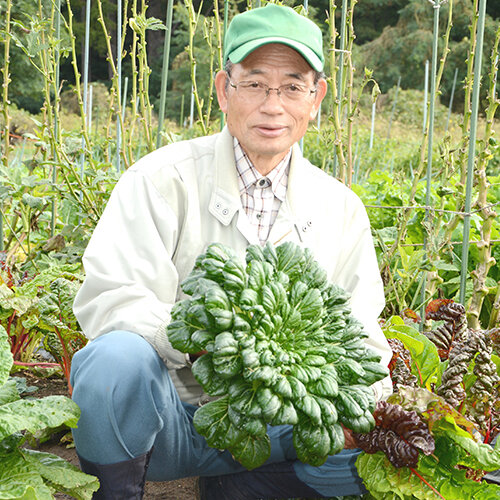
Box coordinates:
[342,426,357,449]
[189,350,207,362]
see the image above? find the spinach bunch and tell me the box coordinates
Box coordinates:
[167,242,388,469]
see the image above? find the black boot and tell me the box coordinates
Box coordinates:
[198,461,323,500]
[78,449,153,500]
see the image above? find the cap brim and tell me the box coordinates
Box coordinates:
[228,37,324,72]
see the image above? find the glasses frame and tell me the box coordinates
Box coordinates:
[227,78,317,103]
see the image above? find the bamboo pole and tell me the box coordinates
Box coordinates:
[459,0,487,305]
[157,0,174,148]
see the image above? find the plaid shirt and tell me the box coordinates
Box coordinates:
[234,139,290,245]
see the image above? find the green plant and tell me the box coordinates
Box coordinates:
[355,305,500,499]
[167,241,388,470]
[0,257,86,393]
[0,324,99,499]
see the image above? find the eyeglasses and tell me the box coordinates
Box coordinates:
[228,79,317,103]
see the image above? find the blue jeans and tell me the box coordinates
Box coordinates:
[70,331,366,497]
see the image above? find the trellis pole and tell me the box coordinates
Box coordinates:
[386,76,401,141]
[79,0,92,180]
[157,0,174,148]
[50,0,61,237]
[445,68,458,131]
[369,100,376,150]
[337,0,348,119]
[459,0,488,305]
[423,60,429,134]
[116,0,122,171]
[420,0,444,320]
[219,0,229,129]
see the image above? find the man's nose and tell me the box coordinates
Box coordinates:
[260,88,284,111]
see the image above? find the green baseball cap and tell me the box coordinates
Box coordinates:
[224,4,324,72]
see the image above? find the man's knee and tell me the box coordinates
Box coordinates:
[71,331,160,389]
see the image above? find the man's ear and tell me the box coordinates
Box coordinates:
[309,78,328,121]
[215,70,229,114]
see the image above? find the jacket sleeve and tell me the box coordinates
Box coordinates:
[73,167,188,369]
[335,191,393,401]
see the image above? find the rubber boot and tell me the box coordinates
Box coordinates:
[198,461,323,500]
[78,448,153,500]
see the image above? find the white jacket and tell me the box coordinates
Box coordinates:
[74,127,393,404]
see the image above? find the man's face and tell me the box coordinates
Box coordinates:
[215,43,327,173]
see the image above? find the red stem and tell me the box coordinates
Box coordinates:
[53,326,73,396]
[410,467,447,499]
[14,361,60,368]
[415,362,424,385]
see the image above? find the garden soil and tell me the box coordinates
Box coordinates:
[18,373,199,500]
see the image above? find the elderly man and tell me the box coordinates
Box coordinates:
[71,4,392,499]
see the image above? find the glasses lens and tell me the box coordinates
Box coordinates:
[281,84,308,101]
[233,81,313,103]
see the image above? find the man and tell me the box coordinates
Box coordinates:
[71,4,393,499]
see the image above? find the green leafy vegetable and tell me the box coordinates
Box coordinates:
[0,325,99,499]
[167,241,388,469]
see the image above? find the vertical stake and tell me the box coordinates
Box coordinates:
[386,75,401,141]
[420,1,442,323]
[157,0,174,148]
[116,0,122,171]
[423,60,429,134]
[445,68,458,132]
[79,0,91,181]
[460,0,488,305]
[51,0,62,237]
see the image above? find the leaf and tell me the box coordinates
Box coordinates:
[193,396,245,450]
[228,433,271,470]
[447,432,500,472]
[0,380,20,406]
[0,326,13,387]
[22,449,100,500]
[191,355,229,396]
[0,447,99,500]
[384,316,440,387]
[389,386,476,437]
[0,396,80,442]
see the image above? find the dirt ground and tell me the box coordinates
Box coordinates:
[19,372,199,500]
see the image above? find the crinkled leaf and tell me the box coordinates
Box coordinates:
[389,386,476,437]
[0,396,80,442]
[22,449,100,499]
[0,326,12,387]
[0,380,20,406]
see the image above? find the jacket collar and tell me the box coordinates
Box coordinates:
[208,127,314,244]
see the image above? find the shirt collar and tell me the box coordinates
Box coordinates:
[233,138,290,202]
